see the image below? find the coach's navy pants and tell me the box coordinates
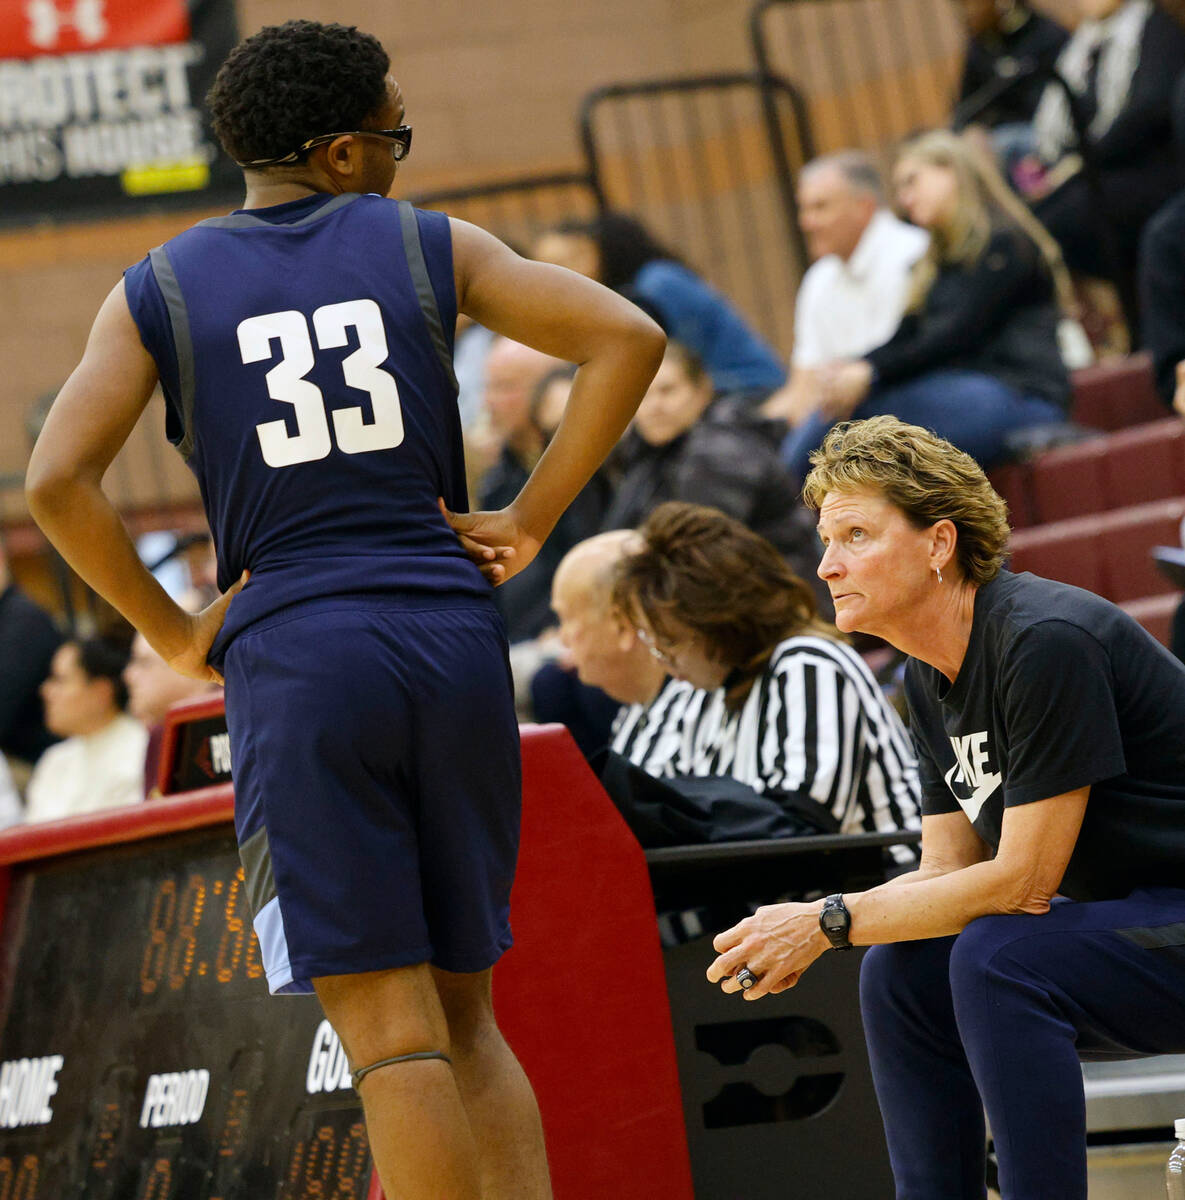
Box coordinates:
[859,888,1185,1200]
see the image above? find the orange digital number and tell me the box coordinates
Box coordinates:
[218,1089,250,1160]
[140,1157,172,1200]
[167,875,207,991]
[216,869,248,984]
[90,1101,121,1172]
[301,1124,335,1197]
[334,1122,370,1198]
[7,1155,39,1200]
[140,881,177,995]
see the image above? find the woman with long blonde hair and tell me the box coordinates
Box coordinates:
[780,129,1071,483]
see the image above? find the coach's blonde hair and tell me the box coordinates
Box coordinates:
[898,129,1075,317]
[802,416,1010,585]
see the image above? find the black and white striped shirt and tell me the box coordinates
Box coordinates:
[612,635,922,861]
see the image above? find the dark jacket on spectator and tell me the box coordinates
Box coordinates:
[0,584,61,763]
[865,226,1071,408]
[601,407,825,602]
[958,9,1068,128]
[1138,189,1185,404]
[1034,3,1185,277]
[479,448,608,642]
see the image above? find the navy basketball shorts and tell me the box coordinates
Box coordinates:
[221,595,521,995]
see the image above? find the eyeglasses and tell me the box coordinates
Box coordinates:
[238,125,413,168]
[635,626,676,667]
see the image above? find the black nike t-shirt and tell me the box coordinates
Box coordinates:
[905,570,1185,901]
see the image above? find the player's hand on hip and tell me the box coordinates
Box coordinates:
[163,570,249,685]
[439,499,541,585]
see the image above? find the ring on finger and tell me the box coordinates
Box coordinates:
[734,965,757,991]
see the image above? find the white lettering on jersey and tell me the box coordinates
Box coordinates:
[138,1069,210,1128]
[240,299,404,469]
[306,1019,352,1094]
[0,1055,64,1127]
[944,731,1003,822]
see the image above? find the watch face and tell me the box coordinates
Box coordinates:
[822,911,846,932]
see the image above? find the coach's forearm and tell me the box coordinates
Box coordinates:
[845,857,1044,945]
[510,326,664,541]
[26,474,192,656]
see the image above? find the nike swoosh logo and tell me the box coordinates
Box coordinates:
[943,764,1003,822]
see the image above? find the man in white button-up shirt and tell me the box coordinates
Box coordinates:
[765,152,928,431]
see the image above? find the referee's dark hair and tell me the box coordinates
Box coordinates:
[207,20,390,167]
[614,502,838,710]
[74,637,132,712]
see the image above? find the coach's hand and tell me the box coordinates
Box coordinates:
[162,570,249,685]
[440,500,542,585]
[706,901,831,1000]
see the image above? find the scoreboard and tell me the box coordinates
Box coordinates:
[0,823,375,1199]
[0,706,694,1200]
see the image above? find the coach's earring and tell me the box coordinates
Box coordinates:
[936,566,943,584]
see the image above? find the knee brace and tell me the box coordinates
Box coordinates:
[351,1050,452,1090]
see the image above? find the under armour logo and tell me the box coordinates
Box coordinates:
[26,0,108,49]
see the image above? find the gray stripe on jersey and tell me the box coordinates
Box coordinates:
[239,823,277,919]
[195,192,361,229]
[148,244,197,461]
[397,200,459,392]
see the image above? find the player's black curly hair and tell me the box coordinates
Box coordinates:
[207,20,390,166]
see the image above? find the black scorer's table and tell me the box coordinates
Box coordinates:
[0,804,377,1200]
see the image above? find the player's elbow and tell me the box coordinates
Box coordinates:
[618,306,666,369]
[25,450,83,525]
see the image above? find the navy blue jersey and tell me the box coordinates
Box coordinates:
[123,192,489,661]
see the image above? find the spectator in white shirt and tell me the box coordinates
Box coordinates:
[25,638,147,823]
[764,151,928,430]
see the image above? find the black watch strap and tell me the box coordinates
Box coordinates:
[819,892,852,951]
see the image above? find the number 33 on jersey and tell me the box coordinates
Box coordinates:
[239,297,405,468]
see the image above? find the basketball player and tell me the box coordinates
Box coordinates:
[25,21,664,1199]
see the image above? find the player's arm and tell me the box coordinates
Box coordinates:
[25,280,244,682]
[444,218,666,581]
[708,789,1088,999]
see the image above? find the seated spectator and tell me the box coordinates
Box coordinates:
[124,632,221,797]
[780,130,1072,483]
[0,541,62,769]
[603,342,825,605]
[547,530,696,764]
[530,363,578,439]
[1137,74,1185,405]
[953,0,1068,166]
[477,338,605,644]
[533,212,786,399]
[763,151,929,429]
[613,502,922,856]
[1026,0,1185,283]
[24,638,147,823]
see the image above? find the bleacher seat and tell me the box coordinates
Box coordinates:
[1008,496,1185,604]
[990,355,1170,529]
[1069,352,1165,432]
[1027,419,1185,525]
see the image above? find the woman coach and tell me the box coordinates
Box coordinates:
[707,415,1185,1199]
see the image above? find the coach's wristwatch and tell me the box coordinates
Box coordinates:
[818,893,853,951]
